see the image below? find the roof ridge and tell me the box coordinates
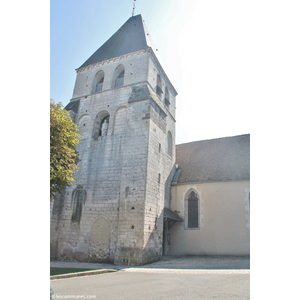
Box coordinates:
[176,133,250,147]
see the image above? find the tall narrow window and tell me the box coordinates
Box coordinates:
[167,131,173,157]
[113,65,125,88]
[164,88,170,109]
[156,74,163,98]
[71,189,85,223]
[187,191,199,228]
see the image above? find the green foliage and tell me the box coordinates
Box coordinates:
[50,101,80,200]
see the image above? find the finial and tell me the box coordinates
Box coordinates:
[132,0,136,17]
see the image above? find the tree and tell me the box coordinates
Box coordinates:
[50,101,80,200]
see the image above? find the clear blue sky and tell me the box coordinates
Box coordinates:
[50,0,298,144]
[51,0,183,105]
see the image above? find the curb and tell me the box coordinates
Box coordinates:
[50,269,117,280]
[121,268,250,274]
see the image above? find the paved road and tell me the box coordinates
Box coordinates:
[51,270,250,300]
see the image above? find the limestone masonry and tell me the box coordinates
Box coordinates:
[50,15,177,265]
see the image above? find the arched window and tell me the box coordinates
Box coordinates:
[156,74,163,98]
[93,70,105,93]
[113,65,125,88]
[187,191,199,228]
[164,87,170,109]
[71,188,86,223]
[184,188,202,229]
[167,131,173,157]
[93,111,110,139]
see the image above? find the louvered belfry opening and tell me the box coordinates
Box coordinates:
[114,69,125,87]
[96,76,104,92]
[156,74,163,98]
[115,70,124,87]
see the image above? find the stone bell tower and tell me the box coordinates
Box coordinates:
[50,14,177,265]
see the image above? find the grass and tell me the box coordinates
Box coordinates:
[50,268,98,276]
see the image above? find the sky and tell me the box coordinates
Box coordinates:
[50,0,256,145]
[50,0,300,145]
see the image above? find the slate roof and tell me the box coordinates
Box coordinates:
[64,99,80,113]
[79,14,157,69]
[175,134,250,184]
[164,207,183,222]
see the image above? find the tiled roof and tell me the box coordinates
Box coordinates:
[175,134,250,183]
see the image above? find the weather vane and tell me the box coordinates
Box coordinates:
[132,0,136,17]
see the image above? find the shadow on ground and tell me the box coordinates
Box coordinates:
[51,255,250,271]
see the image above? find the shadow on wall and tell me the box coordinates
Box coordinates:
[115,209,165,266]
[50,191,67,260]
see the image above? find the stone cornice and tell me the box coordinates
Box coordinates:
[75,49,148,73]
[75,48,178,98]
[171,179,250,186]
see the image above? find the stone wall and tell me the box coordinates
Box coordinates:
[50,49,177,265]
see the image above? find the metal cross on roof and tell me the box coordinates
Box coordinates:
[132,0,136,17]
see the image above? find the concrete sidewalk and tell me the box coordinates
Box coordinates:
[134,255,250,270]
[50,260,124,270]
[51,255,250,272]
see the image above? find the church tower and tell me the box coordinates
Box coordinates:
[50,15,177,265]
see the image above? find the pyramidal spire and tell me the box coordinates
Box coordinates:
[79,15,157,69]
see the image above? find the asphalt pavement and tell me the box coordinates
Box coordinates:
[51,256,250,299]
[51,255,250,271]
[51,269,250,300]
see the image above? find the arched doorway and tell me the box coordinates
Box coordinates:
[88,216,112,262]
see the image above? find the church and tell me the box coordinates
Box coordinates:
[50,14,250,265]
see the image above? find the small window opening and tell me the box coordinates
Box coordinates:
[167,132,173,157]
[125,187,129,198]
